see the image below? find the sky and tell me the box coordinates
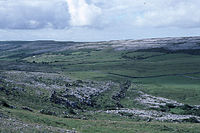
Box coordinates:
[0,0,200,41]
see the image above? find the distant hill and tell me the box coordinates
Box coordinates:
[70,36,200,51]
[1,36,200,54]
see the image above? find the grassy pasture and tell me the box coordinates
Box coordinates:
[1,108,200,133]
[23,49,200,104]
[1,43,200,132]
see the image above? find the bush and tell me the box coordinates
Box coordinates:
[39,109,56,116]
[0,98,12,108]
[182,117,199,123]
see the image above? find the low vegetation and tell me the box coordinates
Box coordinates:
[1,37,200,132]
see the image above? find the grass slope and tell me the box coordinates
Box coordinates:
[23,48,200,104]
[1,41,200,132]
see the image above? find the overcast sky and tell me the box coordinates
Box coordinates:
[0,0,200,41]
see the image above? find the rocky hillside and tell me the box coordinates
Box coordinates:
[1,36,200,132]
[0,37,200,55]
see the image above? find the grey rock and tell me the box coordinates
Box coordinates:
[70,36,200,51]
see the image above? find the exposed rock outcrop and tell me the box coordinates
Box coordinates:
[104,108,200,123]
[50,80,114,108]
[135,91,183,109]
[70,36,200,51]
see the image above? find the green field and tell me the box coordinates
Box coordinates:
[23,48,200,104]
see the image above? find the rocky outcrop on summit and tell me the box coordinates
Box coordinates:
[70,36,200,51]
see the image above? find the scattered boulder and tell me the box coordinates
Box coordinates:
[65,82,73,87]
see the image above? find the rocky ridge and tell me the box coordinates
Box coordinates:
[70,36,200,51]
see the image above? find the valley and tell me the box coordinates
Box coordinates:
[1,36,200,132]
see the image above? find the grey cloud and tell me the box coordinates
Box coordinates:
[91,0,200,28]
[0,0,200,30]
[132,0,200,28]
[0,0,70,29]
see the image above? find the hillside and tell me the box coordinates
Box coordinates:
[1,36,200,132]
